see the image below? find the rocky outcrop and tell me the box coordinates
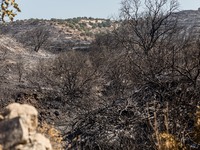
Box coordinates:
[0,103,52,150]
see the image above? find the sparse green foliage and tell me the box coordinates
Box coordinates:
[1,0,20,22]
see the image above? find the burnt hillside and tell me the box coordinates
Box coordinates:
[0,7,200,150]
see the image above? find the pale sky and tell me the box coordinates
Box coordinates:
[15,0,200,20]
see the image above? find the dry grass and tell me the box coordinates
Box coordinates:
[193,106,200,145]
[37,121,63,150]
[158,133,186,150]
[157,106,200,150]
[196,106,200,127]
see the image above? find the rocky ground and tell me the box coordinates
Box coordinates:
[0,35,68,149]
[1,11,200,149]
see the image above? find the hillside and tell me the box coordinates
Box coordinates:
[177,9,200,27]
[0,9,200,149]
[0,17,116,52]
[0,17,117,104]
[1,10,200,53]
[0,17,117,149]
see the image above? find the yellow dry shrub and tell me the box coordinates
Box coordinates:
[37,122,63,150]
[193,106,200,144]
[158,133,185,150]
[196,106,200,127]
[155,106,200,150]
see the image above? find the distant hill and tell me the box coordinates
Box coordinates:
[177,9,200,26]
[1,9,200,53]
[0,17,116,52]
[175,8,200,34]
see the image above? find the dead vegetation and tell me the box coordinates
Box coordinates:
[0,0,200,149]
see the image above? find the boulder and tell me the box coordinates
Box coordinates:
[14,133,52,150]
[0,117,29,149]
[0,103,52,150]
[3,103,38,132]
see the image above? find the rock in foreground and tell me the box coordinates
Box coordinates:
[0,103,52,150]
